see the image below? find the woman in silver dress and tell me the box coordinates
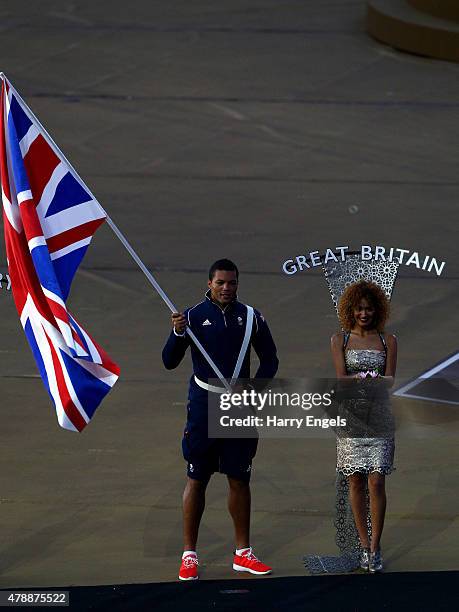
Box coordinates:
[330,280,397,572]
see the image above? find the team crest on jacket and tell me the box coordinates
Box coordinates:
[237,316,243,326]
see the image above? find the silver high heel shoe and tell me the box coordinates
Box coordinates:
[369,548,383,573]
[359,548,370,571]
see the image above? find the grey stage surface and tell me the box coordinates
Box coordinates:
[0,0,458,589]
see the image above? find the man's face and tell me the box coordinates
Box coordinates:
[208,270,238,306]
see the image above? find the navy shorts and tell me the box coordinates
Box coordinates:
[182,430,258,484]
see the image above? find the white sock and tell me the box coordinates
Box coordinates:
[182,550,197,559]
[236,547,251,556]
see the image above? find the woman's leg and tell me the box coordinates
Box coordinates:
[348,473,370,548]
[368,472,386,551]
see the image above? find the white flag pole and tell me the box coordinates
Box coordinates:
[105,216,231,391]
[0,73,231,391]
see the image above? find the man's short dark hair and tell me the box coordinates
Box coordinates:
[209,259,239,280]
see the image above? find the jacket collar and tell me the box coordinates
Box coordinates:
[205,289,238,312]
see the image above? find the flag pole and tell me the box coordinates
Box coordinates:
[0,73,231,391]
[105,215,231,391]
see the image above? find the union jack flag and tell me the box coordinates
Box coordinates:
[1,75,120,431]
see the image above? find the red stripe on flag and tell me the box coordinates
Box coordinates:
[45,297,87,353]
[20,200,43,241]
[0,82,12,202]
[47,218,105,253]
[45,330,87,432]
[70,327,87,352]
[46,294,70,325]
[1,84,26,310]
[69,313,121,376]
[23,134,60,204]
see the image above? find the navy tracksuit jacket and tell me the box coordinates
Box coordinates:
[162,291,279,439]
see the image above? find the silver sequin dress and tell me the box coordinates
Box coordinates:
[336,349,395,476]
[304,347,395,574]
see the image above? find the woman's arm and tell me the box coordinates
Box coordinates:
[382,333,397,386]
[331,332,350,378]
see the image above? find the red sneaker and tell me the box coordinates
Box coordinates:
[179,553,199,581]
[233,547,272,575]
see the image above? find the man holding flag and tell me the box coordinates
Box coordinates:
[163,258,279,581]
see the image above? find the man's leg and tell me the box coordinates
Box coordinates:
[226,472,272,575]
[181,422,217,553]
[179,437,216,580]
[227,476,251,549]
[222,438,257,550]
[183,476,208,551]
[221,439,270,574]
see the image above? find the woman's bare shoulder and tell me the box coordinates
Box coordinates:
[331,332,345,347]
[385,333,397,348]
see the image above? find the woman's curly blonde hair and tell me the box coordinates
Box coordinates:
[337,280,389,332]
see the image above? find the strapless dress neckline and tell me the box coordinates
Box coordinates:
[345,348,385,353]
